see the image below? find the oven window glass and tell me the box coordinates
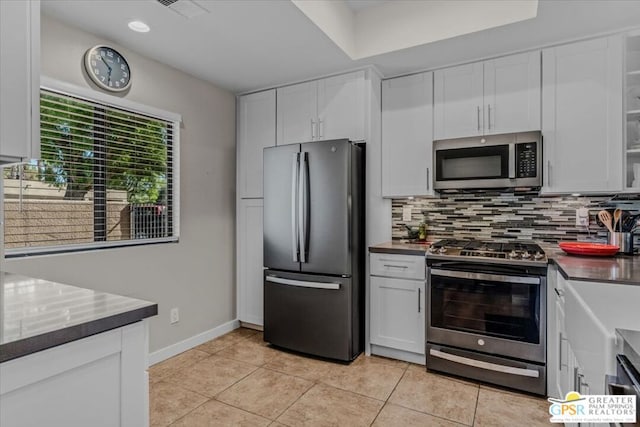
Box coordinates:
[430,274,540,344]
[435,145,509,181]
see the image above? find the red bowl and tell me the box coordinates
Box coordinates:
[558,242,619,257]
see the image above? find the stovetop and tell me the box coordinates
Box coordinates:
[427,238,548,266]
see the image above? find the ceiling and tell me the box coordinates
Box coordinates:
[41,0,640,94]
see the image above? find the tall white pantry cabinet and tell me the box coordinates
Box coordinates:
[236,89,276,327]
[236,69,384,327]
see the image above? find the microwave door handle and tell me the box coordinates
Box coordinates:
[508,144,516,179]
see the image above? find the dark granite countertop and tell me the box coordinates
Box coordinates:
[0,272,157,363]
[549,249,640,286]
[369,240,431,255]
[370,241,640,285]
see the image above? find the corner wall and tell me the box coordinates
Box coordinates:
[4,15,237,353]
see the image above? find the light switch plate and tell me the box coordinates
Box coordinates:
[402,206,412,222]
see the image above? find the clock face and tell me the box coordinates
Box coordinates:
[83,46,131,92]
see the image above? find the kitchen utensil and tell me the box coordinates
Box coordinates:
[608,232,635,255]
[621,214,635,232]
[613,209,622,232]
[598,210,614,233]
[404,225,419,240]
[558,242,619,257]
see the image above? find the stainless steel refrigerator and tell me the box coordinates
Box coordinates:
[263,138,364,361]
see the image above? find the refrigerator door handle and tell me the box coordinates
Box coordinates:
[291,153,300,262]
[266,276,340,290]
[299,152,309,263]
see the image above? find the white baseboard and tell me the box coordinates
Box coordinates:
[149,319,240,366]
[370,344,426,365]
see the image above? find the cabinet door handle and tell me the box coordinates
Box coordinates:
[383,264,408,269]
[558,332,568,370]
[554,288,564,297]
[319,119,324,138]
[426,167,430,190]
[547,161,551,186]
[310,119,316,139]
[487,104,492,130]
[477,106,481,132]
[418,287,421,313]
[558,332,562,370]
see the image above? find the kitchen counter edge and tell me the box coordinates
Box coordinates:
[370,242,640,286]
[0,273,158,363]
[369,241,430,256]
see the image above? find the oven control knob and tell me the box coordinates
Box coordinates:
[534,251,544,260]
[521,251,531,259]
[508,250,519,259]
[477,339,485,346]
[438,247,448,254]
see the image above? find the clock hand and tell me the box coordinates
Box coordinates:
[100,56,112,72]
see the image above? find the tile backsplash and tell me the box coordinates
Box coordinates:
[392,191,640,244]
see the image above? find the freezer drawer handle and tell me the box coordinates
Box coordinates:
[429,349,540,378]
[266,276,340,290]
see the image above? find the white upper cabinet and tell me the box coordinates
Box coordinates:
[434,62,483,140]
[277,70,367,145]
[542,35,623,194]
[237,89,276,198]
[382,72,434,197]
[317,71,366,141]
[434,51,541,140]
[276,81,316,145]
[0,0,40,162]
[484,51,541,134]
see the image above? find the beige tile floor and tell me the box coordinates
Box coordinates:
[149,328,551,426]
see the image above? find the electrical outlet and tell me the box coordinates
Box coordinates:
[576,208,589,227]
[170,307,179,324]
[402,206,412,222]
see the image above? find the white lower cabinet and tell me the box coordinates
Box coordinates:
[548,271,640,406]
[0,321,149,427]
[237,199,264,326]
[369,252,426,364]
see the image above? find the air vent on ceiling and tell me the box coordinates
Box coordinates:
[157,0,178,6]
[156,0,209,19]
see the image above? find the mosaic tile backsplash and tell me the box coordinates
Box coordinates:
[392,192,640,245]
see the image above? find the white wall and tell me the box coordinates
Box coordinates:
[4,15,237,353]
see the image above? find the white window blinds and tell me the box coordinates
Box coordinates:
[4,89,178,255]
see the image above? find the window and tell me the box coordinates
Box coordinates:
[4,84,180,255]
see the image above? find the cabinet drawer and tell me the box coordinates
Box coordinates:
[370,253,425,280]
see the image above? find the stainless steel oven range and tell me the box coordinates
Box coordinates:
[426,239,548,395]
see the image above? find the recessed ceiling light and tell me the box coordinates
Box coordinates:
[128,20,150,33]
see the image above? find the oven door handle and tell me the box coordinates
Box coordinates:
[430,349,540,378]
[430,268,540,285]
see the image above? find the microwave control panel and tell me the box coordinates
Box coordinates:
[516,143,537,178]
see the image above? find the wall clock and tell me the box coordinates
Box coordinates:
[83,45,131,92]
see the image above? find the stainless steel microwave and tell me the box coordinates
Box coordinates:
[433,131,542,190]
